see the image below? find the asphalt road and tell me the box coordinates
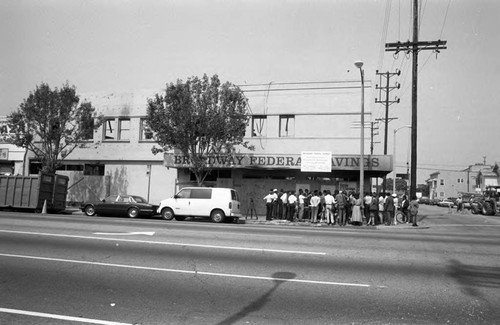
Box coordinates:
[0,206,499,325]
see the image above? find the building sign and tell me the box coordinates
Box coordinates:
[301,151,332,172]
[0,148,8,160]
[164,153,392,172]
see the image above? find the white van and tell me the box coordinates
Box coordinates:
[157,187,242,223]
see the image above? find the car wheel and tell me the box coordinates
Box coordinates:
[161,208,174,220]
[210,209,225,223]
[128,207,139,218]
[84,205,96,216]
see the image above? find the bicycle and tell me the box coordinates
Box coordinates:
[395,208,408,224]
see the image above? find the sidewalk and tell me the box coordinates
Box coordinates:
[241,214,428,229]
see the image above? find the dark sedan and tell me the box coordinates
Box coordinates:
[81,194,158,218]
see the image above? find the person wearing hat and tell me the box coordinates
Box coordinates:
[392,193,399,225]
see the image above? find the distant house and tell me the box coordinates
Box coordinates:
[0,116,26,175]
[426,163,500,199]
[476,162,500,191]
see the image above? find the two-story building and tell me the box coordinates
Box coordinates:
[3,80,394,215]
[426,163,500,200]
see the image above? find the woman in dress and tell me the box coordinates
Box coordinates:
[351,193,363,226]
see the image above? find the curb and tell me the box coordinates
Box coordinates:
[241,218,429,229]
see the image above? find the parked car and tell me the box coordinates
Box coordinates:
[157,187,241,223]
[81,194,159,218]
[418,196,430,205]
[437,198,456,208]
[429,198,441,206]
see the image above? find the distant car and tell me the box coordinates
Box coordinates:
[419,197,430,205]
[81,194,159,218]
[429,198,441,206]
[437,198,456,208]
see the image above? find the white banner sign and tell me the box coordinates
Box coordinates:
[300,151,332,172]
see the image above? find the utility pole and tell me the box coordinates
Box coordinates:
[375,70,401,156]
[385,0,447,226]
[370,121,380,155]
[375,70,400,192]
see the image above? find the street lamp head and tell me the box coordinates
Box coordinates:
[354,61,364,69]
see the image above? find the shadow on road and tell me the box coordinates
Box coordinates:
[216,271,296,325]
[447,259,500,298]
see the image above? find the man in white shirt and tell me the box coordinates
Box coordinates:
[280,190,288,220]
[324,190,336,225]
[309,190,321,223]
[287,191,297,221]
[263,189,274,220]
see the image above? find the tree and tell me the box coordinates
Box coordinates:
[146,74,254,185]
[5,82,103,174]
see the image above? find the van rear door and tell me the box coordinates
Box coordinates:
[230,189,241,217]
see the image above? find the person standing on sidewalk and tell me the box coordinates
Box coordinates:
[271,189,278,219]
[310,190,321,223]
[287,191,297,221]
[401,195,409,223]
[336,190,347,226]
[263,189,274,221]
[363,192,372,224]
[384,193,395,226]
[298,189,305,221]
[409,195,419,224]
[368,193,378,226]
[280,190,288,220]
[324,190,335,225]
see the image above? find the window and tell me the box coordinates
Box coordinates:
[252,115,266,137]
[82,119,94,141]
[190,188,212,199]
[140,119,154,141]
[440,179,445,186]
[104,118,130,141]
[457,178,464,183]
[104,119,116,140]
[29,160,42,174]
[118,118,130,140]
[176,188,191,199]
[84,163,105,175]
[279,115,295,137]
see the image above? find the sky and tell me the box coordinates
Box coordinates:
[1,0,499,183]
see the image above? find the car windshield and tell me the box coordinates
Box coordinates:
[131,196,147,203]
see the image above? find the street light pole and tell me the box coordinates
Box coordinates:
[355,61,365,195]
[393,125,411,194]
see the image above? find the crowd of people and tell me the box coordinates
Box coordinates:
[263,188,419,226]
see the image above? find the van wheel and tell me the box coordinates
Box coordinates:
[128,207,139,218]
[161,208,174,220]
[84,205,96,216]
[211,210,225,223]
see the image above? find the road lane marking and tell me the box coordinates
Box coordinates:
[0,229,326,255]
[0,307,132,325]
[0,253,379,288]
[93,231,155,236]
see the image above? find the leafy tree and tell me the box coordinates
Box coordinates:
[4,82,103,174]
[146,74,253,185]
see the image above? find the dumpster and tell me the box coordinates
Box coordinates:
[0,173,69,213]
